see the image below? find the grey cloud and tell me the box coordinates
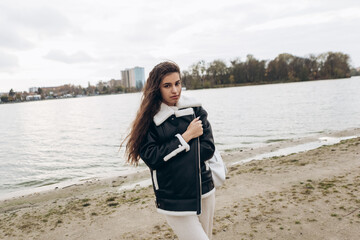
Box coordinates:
[44,50,94,64]
[0,51,18,71]
[0,28,34,50]
[12,7,71,35]
[2,4,73,37]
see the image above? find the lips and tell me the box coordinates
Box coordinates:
[170,95,179,99]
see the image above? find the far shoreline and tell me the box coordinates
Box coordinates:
[1,76,358,106]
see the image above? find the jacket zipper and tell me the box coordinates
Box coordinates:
[197,137,202,214]
[194,113,202,215]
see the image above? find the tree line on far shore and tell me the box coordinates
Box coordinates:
[1,51,359,104]
[181,51,358,89]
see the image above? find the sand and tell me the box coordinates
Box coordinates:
[1,131,359,240]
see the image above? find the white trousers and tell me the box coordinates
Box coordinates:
[164,190,216,240]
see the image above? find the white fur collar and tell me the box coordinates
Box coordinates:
[153,95,202,126]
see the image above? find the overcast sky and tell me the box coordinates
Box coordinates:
[1,0,359,92]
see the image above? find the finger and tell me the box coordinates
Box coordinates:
[191,117,200,123]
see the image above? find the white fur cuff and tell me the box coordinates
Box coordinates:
[175,134,190,152]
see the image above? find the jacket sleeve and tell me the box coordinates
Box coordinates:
[195,106,215,162]
[139,124,190,170]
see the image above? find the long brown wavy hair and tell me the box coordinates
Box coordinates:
[122,61,180,165]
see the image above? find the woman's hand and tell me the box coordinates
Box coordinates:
[181,117,203,142]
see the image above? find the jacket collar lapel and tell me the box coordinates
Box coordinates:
[153,95,202,126]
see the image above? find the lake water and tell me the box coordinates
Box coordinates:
[1,77,360,198]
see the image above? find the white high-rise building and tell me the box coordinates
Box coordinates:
[121,67,145,89]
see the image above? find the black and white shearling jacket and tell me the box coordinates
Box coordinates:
[139,95,215,216]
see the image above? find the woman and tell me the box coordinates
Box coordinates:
[124,61,216,240]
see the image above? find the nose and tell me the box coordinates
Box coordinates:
[171,85,178,94]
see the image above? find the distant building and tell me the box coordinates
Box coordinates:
[121,69,134,88]
[121,66,145,89]
[134,67,145,89]
[26,95,41,101]
[42,86,61,92]
[109,79,123,88]
[29,87,38,93]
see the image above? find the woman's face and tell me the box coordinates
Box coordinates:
[160,72,182,106]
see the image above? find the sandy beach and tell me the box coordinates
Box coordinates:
[1,130,359,240]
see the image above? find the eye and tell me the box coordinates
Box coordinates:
[175,81,181,86]
[163,84,170,88]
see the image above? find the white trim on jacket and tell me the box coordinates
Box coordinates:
[163,134,190,161]
[153,95,201,126]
